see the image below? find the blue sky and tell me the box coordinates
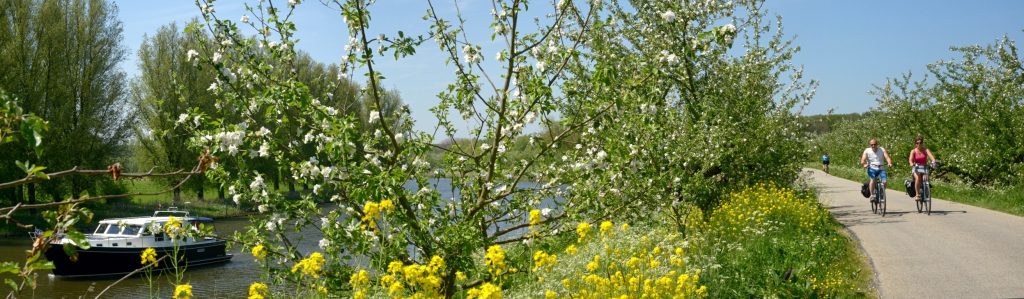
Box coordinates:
[115,1,1024,133]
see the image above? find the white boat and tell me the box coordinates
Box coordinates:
[43,208,232,278]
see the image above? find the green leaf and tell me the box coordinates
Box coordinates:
[4,278,16,292]
[66,230,90,250]
[0,262,18,274]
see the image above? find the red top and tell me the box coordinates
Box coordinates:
[912,149,928,165]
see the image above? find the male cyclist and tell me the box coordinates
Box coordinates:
[860,138,893,200]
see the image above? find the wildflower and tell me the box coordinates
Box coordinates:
[186,49,199,62]
[240,15,250,24]
[532,250,557,272]
[172,284,192,299]
[484,245,508,277]
[576,222,592,242]
[248,282,269,299]
[456,271,467,281]
[529,209,542,226]
[565,245,578,255]
[467,282,502,299]
[291,252,325,278]
[251,244,266,260]
[288,0,299,7]
[350,270,370,287]
[163,216,183,237]
[140,248,157,265]
[600,221,614,236]
[545,290,557,299]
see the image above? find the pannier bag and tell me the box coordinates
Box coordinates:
[861,182,871,198]
[904,179,916,198]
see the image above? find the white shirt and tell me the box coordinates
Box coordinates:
[863,147,887,169]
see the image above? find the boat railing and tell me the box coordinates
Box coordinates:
[153,207,190,218]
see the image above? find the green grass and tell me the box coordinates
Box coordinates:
[813,163,1024,216]
[0,178,256,235]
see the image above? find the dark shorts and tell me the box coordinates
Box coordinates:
[822,161,830,165]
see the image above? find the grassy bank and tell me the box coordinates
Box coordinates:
[502,184,873,298]
[816,163,1024,216]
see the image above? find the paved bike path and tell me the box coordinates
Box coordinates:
[804,169,1024,298]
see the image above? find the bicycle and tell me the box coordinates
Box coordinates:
[914,161,938,215]
[870,171,886,216]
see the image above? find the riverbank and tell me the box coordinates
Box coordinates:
[815,163,1024,217]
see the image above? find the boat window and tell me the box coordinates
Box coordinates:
[105,224,121,234]
[94,223,109,234]
[122,225,141,236]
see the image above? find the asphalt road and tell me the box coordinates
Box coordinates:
[805,168,1024,298]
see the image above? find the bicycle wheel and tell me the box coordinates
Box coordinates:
[921,194,929,214]
[871,193,878,214]
[879,184,887,216]
[924,182,932,215]
[874,181,886,216]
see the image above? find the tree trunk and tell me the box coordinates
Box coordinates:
[197,183,205,201]
[218,187,225,201]
[173,186,181,202]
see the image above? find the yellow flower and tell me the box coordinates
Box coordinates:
[532,250,558,272]
[349,270,370,288]
[428,255,445,272]
[290,252,325,278]
[467,282,502,299]
[621,223,630,231]
[456,271,467,282]
[251,244,266,260]
[140,248,157,265]
[485,245,508,276]
[529,209,542,226]
[576,222,592,242]
[248,282,269,299]
[599,221,613,236]
[545,290,557,298]
[164,216,183,237]
[565,245,578,255]
[172,284,192,299]
[388,261,404,273]
[379,199,395,212]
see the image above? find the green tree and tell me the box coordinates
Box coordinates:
[132,22,218,202]
[0,0,130,204]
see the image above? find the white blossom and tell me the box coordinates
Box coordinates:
[368,111,380,124]
[318,238,330,249]
[480,143,491,151]
[186,49,199,62]
[536,61,547,72]
[258,143,270,157]
[207,82,219,91]
[250,174,265,191]
[201,3,214,14]
[240,15,249,23]
[176,113,189,124]
[288,0,299,7]
[660,10,676,22]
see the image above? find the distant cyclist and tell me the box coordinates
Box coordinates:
[908,136,937,200]
[821,153,831,174]
[860,138,893,198]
